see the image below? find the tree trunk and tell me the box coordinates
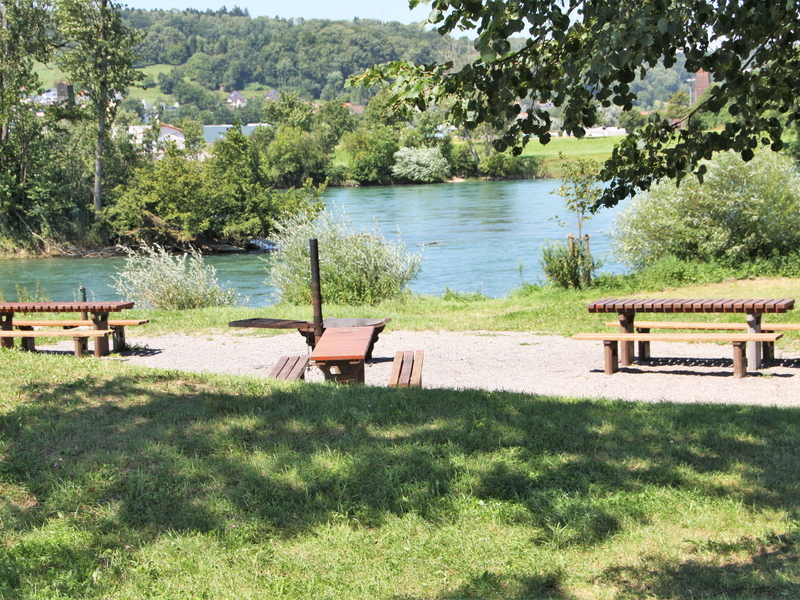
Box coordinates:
[93,0,108,217]
[1,2,8,146]
[94,105,104,214]
[462,127,480,170]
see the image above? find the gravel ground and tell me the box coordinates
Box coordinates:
[47,329,799,407]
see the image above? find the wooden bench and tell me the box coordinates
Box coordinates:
[604,320,800,363]
[12,319,149,352]
[0,329,114,357]
[573,332,783,378]
[268,355,309,381]
[388,351,424,388]
[310,327,374,384]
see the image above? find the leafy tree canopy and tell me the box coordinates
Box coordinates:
[353,0,800,207]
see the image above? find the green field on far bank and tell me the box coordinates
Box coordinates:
[520,135,623,176]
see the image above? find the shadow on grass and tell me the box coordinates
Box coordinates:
[2,360,800,595]
[602,532,800,598]
[391,568,570,599]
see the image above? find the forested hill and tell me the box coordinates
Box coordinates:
[121,8,459,100]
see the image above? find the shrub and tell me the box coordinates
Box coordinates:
[111,242,245,309]
[391,146,451,183]
[341,126,399,185]
[479,152,540,179]
[267,208,422,305]
[449,144,479,178]
[540,240,602,290]
[612,150,800,269]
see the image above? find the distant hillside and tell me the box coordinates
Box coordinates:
[121,8,464,102]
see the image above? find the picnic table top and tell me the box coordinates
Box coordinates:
[587,298,795,314]
[0,301,135,315]
[228,317,315,331]
[311,327,374,362]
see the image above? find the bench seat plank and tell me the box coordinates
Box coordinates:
[269,355,308,380]
[389,350,424,388]
[605,321,800,332]
[0,330,113,338]
[575,332,781,342]
[12,319,149,327]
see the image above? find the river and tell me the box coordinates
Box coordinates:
[0,179,628,306]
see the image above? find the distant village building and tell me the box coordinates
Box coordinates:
[342,101,364,115]
[694,68,711,105]
[264,89,280,101]
[56,81,74,104]
[127,123,185,149]
[29,81,75,107]
[227,91,247,108]
[202,123,270,144]
[562,126,627,138]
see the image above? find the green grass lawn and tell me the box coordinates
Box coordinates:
[32,62,68,89]
[520,135,624,177]
[2,278,800,597]
[1,349,799,598]
[34,62,177,104]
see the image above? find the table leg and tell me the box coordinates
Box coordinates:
[637,327,651,362]
[1,314,13,349]
[92,313,110,357]
[318,360,365,384]
[746,313,761,371]
[619,312,635,366]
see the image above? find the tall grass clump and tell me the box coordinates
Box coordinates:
[0,281,50,303]
[540,241,602,289]
[613,150,800,269]
[111,242,245,309]
[267,207,422,305]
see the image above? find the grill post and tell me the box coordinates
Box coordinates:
[310,238,324,345]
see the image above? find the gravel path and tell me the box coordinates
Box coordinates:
[71,329,800,406]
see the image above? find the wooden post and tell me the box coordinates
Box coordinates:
[567,234,574,257]
[583,234,591,287]
[78,285,88,354]
[309,238,324,346]
[92,313,110,357]
[733,341,747,379]
[1,314,13,349]
[637,327,651,362]
[603,340,619,374]
[619,312,635,366]
[746,313,761,370]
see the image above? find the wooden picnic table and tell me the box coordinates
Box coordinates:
[229,316,389,359]
[587,298,795,369]
[0,301,135,357]
[310,326,374,384]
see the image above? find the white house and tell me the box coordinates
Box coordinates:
[127,123,185,148]
[227,91,247,108]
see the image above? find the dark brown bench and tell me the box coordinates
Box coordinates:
[12,319,149,352]
[388,351,424,387]
[268,355,309,380]
[0,329,114,357]
[604,320,800,363]
[573,332,783,379]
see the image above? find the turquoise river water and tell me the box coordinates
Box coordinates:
[0,179,628,307]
